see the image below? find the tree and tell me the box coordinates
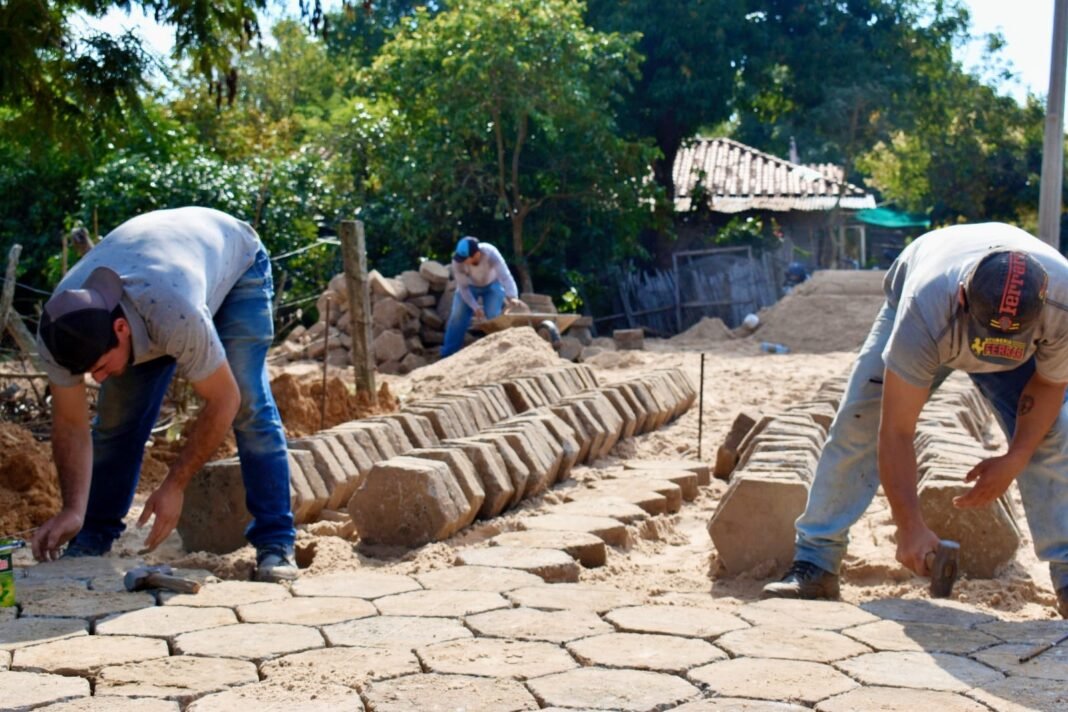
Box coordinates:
[365,0,656,292]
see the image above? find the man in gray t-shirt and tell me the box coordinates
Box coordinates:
[763,223,1068,619]
[32,207,297,582]
[441,236,521,357]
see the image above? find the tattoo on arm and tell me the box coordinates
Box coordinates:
[1018,395,1035,416]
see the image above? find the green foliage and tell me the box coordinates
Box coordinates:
[364,0,657,291]
[713,216,783,254]
[558,286,583,314]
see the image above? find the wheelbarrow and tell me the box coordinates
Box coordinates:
[474,312,581,348]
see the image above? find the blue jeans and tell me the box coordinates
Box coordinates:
[441,282,506,357]
[795,301,1068,592]
[72,248,295,554]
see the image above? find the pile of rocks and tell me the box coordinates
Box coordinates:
[273,262,595,371]
[178,363,696,552]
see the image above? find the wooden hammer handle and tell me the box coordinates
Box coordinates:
[146,572,201,594]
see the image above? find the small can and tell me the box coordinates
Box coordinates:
[760,341,790,354]
[0,538,25,607]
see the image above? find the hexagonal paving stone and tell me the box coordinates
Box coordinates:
[20,589,155,620]
[604,605,748,639]
[36,698,179,711]
[96,606,237,639]
[162,581,290,608]
[260,646,420,689]
[456,547,580,583]
[554,498,648,524]
[95,656,259,704]
[186,680,365,711]
[21,556,133,584]
[417,637,577,679]
[520,514,629,546]
[415,565,544,592]
[291,571,421,599]
[323,615,472,649]
[716,625,870,662]
[671,700,808,712]
[0,607,14,624]
[976,618,1068,644]
[13,634,168,675]
[817,687,990,712]
[363,673,538,711]
[566,632,724,673]
[843,619,999,654]
[0,616,88,651]
[967,676,1068,711]
[466,607,613,643]
[506,584,643,612]
[527,667,700,711]
[0,670,90,709]
[491,529,607,568]
[174,622,324,661]
[237,596,377,626]
[970,642,1068,680]
[858,599,995,627]
[688,658,857,705]
[374,589,509,617]
[834,651,1003,692]
[0,650,9,669]
[738,598,879,630]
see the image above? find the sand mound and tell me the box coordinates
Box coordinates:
[670,317,734,346]
[405,327,561,400]
[271,373,397,437]
[0,423,61,534]
[752,270,887,353]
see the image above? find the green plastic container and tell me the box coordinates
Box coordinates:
[0,538,25,607]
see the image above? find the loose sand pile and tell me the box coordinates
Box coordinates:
[0,423,61,535]
[401,327,561,400]
[271,373,397,437]
[669,317,734,347]
[750,269,887,353]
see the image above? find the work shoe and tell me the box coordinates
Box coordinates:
[254,545,299,583]
[61,538,112,558]
[1057,586,1068,619]
[762,560,840,600]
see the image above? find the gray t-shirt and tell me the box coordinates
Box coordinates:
[453,242,519,310]
[40,207,262,387]
[882,222,1068,388]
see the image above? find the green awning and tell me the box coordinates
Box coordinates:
[855,206,930,229]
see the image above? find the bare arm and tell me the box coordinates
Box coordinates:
[32,382,91,560]
[954,370,1067,509]
[878,368,940,575]
[138,361,241,551]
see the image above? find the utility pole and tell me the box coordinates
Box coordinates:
[1039,0,1068,248]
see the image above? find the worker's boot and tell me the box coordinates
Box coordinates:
[762,560,840,600]
[1057,587,1068,619]
[254,545,299,583]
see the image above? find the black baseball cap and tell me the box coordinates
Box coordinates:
[38,267,124,374]
[452,236,481,262]
[965,250,1047,363]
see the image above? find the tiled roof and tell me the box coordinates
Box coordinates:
[673,137,876,213]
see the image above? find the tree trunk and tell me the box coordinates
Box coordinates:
[511,211,533,294]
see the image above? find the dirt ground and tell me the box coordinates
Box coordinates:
[2,268,1063,621]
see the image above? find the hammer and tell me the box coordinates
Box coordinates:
[925,539,960,598]
[124,565,201,595]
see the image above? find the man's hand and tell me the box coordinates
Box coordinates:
[137,479,185,552]
[895,521,942,576]
[31,509,83,561]
[953,452,1027,508]
[473,307,486,321]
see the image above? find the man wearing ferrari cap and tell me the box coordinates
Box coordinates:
[762,222,1068,618]
[33,206,297,582]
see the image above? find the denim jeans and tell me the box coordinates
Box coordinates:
[72,248,295,554]
[441,282,506,357]
[795,301,1068,592]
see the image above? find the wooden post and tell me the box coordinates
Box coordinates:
[61,233,68,277]
[2,243,47,402]
[339,219,376,404]
[320,298,331,431]
[0,244,20,325]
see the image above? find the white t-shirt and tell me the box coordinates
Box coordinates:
[452,242,519,310]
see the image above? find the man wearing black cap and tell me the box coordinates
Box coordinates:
[441,236,521,357]
[762,223,1068,618]
[33,206,297,582]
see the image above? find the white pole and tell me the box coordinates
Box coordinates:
[1039,0,1068,247]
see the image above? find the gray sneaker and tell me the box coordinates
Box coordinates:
[254,546,299,583]
[762,560,840,600]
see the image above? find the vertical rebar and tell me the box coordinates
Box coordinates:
[698,352,705,460]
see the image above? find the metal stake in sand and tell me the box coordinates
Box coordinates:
[697,353,705,460]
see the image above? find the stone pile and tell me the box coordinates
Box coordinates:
[274,267,590,372]
[707,371,1019,579]
[178,364,696,552]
